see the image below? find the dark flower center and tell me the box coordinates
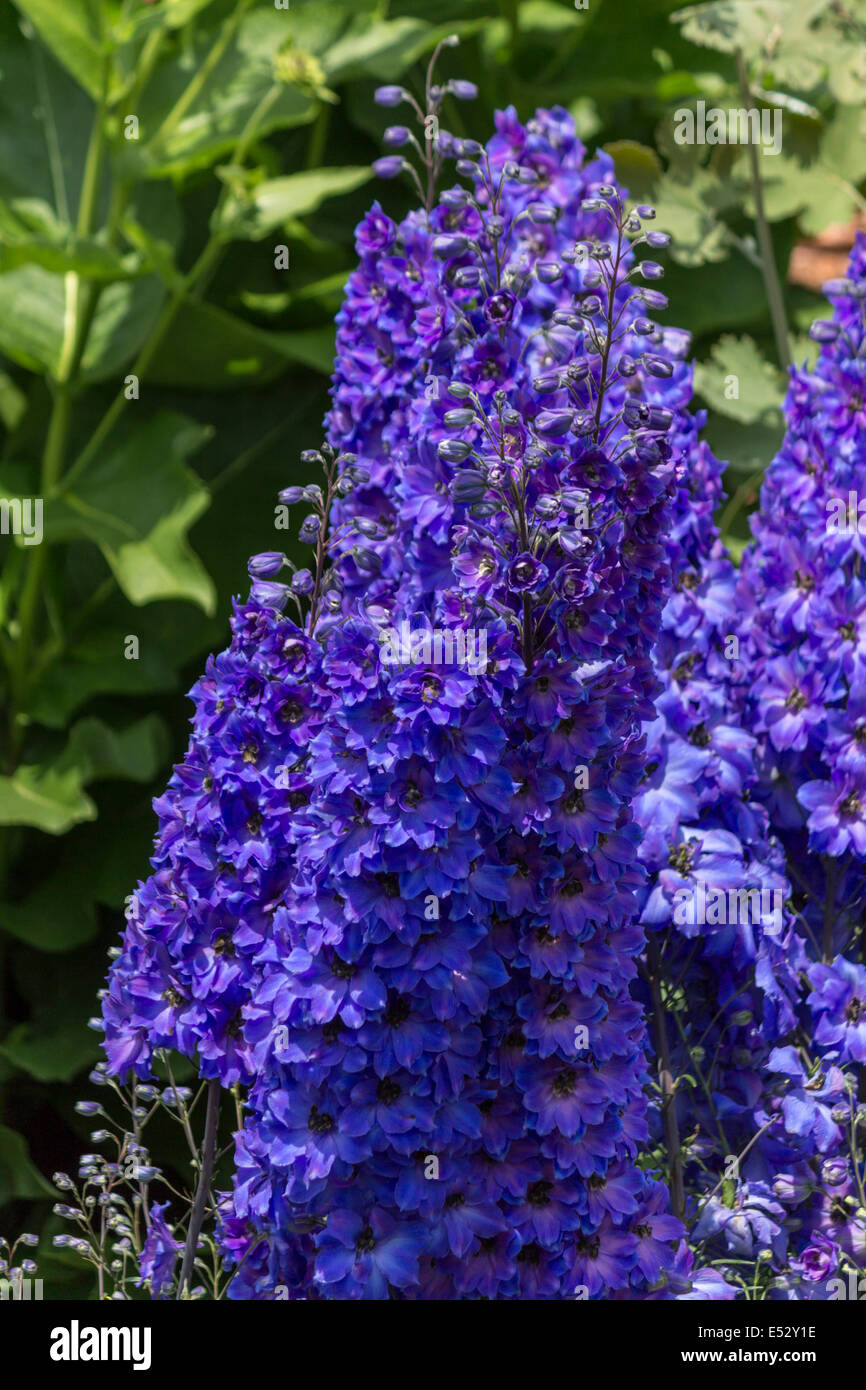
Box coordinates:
[841,793,862,818]
[445,1192,466,1208]
[421,677,441,702]
[668,843,693,874]
[213,935,234,957]
[673,653,697,682]
[384,996,410,1027]
[376,1079,401,1105]
[356,1225,376,1254]
[845,997,863,1023]
[552,1069,576,1098]
[377,872,400,898]
[527,1180,553,1207]
[331,955,355,980]
[688,722,710,747]
[308,1105,335,1135]
[563,791,585,814]
[785,686,807,712]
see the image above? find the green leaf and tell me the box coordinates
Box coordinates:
[705,411,784,476]
[145,299,335,387]
[12,0,105,100]
[132,8,320,181]
[0,196,142,279]
[0,1018,98,1083]
[0,761,95,834]
[323,17,483,83]
[0,1125,53,1203]
[0,715,166,836]
[216,166,372,243]
[0,263,167,379]
[45,412,215,611]
[28,627,176,728]
[1,950,104,1081]
[603,141,661,203]
[63,714,169,785]
[0,868,97,950]
[694,335,785,423]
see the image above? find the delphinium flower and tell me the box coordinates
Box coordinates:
[630,396,806,1299]
[223,106,711,1300]
[99,62,717,1296]
[689,237,866,1299]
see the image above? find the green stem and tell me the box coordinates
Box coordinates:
[647,936,686,1224]
[305,104,330,171]
[736,49,790,370]
[154,0,255,150]
[9,63,109,712]
[63,82,282,495]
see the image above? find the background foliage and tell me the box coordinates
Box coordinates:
[0,0,864,1296]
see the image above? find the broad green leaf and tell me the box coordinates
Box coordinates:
[239,270,350,318]
[0,1125,54,1203]
[216,166,372,242]
[694,335,785,423]
[518,1,584,35]
[0,1021,98,1083]
[45,412,215,611]
[63,714,169,784]
[0,196,142,279]
[0,761,95,834]
[705,411,784,475]
[819,105,866,187]
[28,627,176,728]
[0,869,97,949]
[145,299,335,387]
[604,141,662,203]
[0,259,169,380]
[1,950,104,1080]
[649,168,731,267]
[12,0,105,100]
[0,369,27,430]
[0,714,165,835]
[323,17,483,83]
[0,797,160,948]
[741,150,863,237]
[131,8,320,181]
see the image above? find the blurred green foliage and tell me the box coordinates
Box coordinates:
[0,0,863,1294]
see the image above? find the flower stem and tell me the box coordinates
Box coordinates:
[736,48,790,370]
[177,1078,220,1298]
[647,935,686,1224]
